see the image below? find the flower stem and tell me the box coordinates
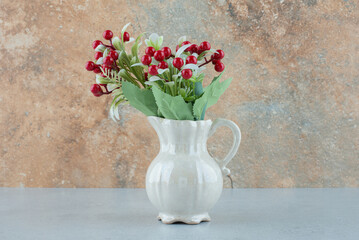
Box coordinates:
[198,57,213,68]
[103,87,120,95]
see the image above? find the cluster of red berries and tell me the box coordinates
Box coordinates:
[175,40,211,55]
[87,31,226,97]
[140,40,225,80]
[140,46,171,76]
[211,49,225,72]
[86,30,130,97]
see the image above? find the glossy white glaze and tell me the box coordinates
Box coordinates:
[146,116,241,224]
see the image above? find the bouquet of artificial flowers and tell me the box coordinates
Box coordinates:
[85,23,232,121]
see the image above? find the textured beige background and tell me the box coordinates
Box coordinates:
[1,0,358,188]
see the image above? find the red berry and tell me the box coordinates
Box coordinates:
[145,47,156,57]
[94,52,103,60]
[154,50,165,61]
[181,41,192,51]
[200,41,211,51]
[158,61,168,69]
[213,49,225,60]
[190,44,199,54]
[109,50,119,60]
[93,66,101,74]
[212,59,220,65]
[144,72,148,81]
[181,41,191,46]
[103,56,114,66]
[85,61,96,71]
[181,69,192,79]
[173,57,184,69]
[176,45,179,52]
[123,32,130,42]
[141,55,152,65]
[92,40,103,49]
[90,84,103,97]
[214,61,225,72]
[103,30,113,40]
[162,47,172,58]
[148,65,159,75]
[186,56,197,64]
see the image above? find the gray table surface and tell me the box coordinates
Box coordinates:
[0,188,358,240]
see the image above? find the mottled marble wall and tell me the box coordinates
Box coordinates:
[1,0,358,188]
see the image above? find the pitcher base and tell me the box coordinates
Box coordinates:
[157,212,211,224]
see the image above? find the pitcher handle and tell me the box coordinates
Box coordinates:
[208,119,241,176]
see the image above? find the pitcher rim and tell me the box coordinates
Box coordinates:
[147,116,212,123]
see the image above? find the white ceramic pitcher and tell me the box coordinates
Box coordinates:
[146,116,241,224]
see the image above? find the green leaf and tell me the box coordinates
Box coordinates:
[112,37,122,50]
[193,73,232,119]
[122,81,158,116]
[197,50,210,61]
[121,23,131,43]
[145,39,153,47]
[177,36,186,46]
[179,88,186,98]
[95,44,106,52]
[194,81,204,96]
[152,87,194,120]
[103,48,110,58]
[184,95,196,102]
[110,93,125,121]
[149,33,159,43]
[131,33,144,60]
[200,102,207,120]
[146,33,163,50]
[196,73,205,83]
[121,23,131,35]
[118,69,131,82]
[96,75,116,84]
[119,69,139,86]
[211,71,224,83]
[95,57,103,65]
[175,44,192,58]
[130,56,137,65]
[164,82,175,95]
[155,36,163,50]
